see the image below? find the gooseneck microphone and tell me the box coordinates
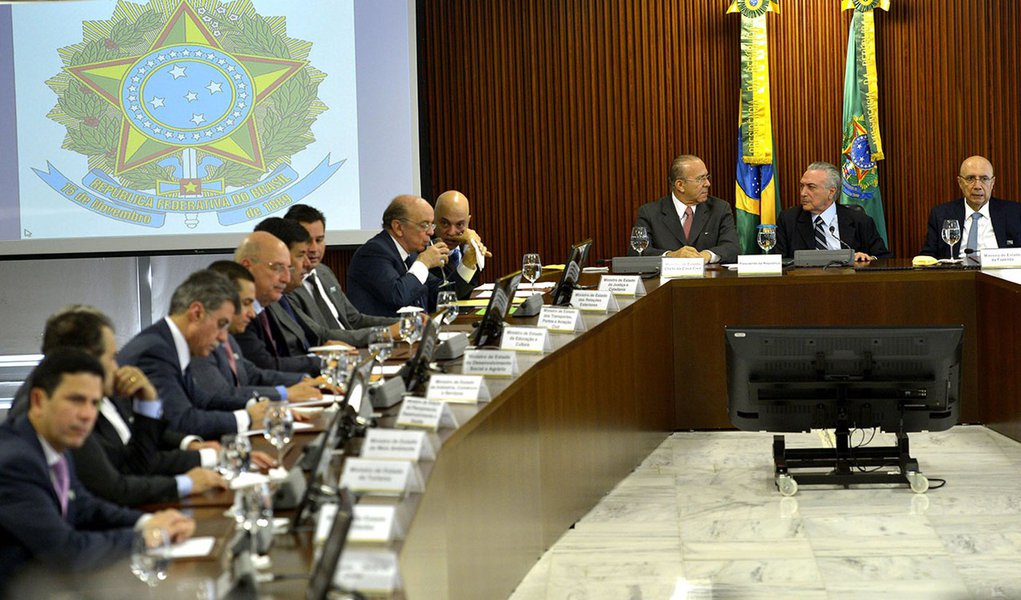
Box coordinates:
[828,225,854,251]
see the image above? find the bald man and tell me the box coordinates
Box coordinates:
[233,231,322,376]
[432,190,491,299]
[347,195,447,316]
[920,156,1021,260]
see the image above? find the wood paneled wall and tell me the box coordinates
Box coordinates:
[408,0,1021,279]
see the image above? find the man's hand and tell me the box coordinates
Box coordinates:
[666,246,711,263]
[186,440,221,452]
[250,450,277,471]
[246,400,269,428]
[853,252,876,262]
[416,241,449,269]
[286,379,323,401]
[185,467,228,495]
[113,366,157,401]
[460,228,491,269]
[145,509,195,544]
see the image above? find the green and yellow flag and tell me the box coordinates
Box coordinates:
[728,0,780,254]
[839,0,890,244]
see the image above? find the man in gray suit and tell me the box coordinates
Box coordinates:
[283,205,401,338]
[630,154,739,263]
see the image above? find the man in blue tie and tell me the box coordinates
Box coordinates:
[347,195,448,317]
[0,349,194,594]
[775,161,890,261]
[432,190,492,299]
[919,156,1021,260]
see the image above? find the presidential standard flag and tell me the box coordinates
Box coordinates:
[839,0,890,245]
[727,0,780,254]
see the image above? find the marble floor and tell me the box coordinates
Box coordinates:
[509,425,1021,600]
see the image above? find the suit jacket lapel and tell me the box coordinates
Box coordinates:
[269,302,310,349]
[687,203,710,245]
[797,211,816,249]
[989,199,1007,247]
[659,196,686,248]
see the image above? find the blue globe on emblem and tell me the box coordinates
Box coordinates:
[120,45,254,146]
[849,135,876,170]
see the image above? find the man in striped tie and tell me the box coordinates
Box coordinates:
[775,161,890,262]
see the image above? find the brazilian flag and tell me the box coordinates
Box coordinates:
[734,125,779,255]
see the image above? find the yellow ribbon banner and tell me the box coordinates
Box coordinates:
[727,0,779,165]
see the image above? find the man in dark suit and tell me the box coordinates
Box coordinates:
[119,269,273,440]
[234,231,323,376]
[7,307,226,507]
[198,260,323,404]
[431,191,492,299]
[284,204,402,334]
[347,195,448,316]
[631,155,740,263]
[775,161,891,261]
[0,349,194,593]
[920,155,1021,259]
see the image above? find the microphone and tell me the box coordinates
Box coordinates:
[828,225,854,252]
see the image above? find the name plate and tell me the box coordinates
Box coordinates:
[981,248,1021,269]
[425,374,491,404]
[395,396,457,430]
[350,504,403,543]
[339,458,423,495]
[598,275,646,297]
[737,254,783,274]
[661,257,704,279]
[537,306,585,331]
[462,349,519,377]
[500,326,552,353]
[361,428,434,461]
[335,549,400,594]
[570,289,619,313]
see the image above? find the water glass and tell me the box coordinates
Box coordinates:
[756,224,777,254]
[399,312,425,350]
[630,226,650,255]
[263,401,294,467]
[522,253,542,284]
[437,290,459,325]
[130,528,171,587]
[941,219,961,259]
[368,326,394,362]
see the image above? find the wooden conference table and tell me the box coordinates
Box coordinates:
[171,260,1021,599]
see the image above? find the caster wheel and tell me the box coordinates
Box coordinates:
[776,474,798,497]
[906,471,929,494]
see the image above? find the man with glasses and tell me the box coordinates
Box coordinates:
[630,154,739,263]
[920,155,1021,259]
[347,195,448,316]
[775,161,890,261]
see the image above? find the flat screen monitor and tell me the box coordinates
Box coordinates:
[290,358,369,532]
[471,272,521,348]
[399,313,442,391]
[725,326,963,434]
[551,238,592,306]
[305,488,355,600]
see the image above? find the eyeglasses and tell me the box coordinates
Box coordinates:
[402,219,436,233]
[960,175,994,184]
[683,173,711,184]
[262,261,289,274]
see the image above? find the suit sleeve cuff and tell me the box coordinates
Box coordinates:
[198,448,218,469]
[175,474,193,497]
[408,260,429,284]
[234,409,251,433]
[179,435,201,451]
[275,385,288,401]
[456,262,477,282]
[132,399,163,420]
[707,250,720,264]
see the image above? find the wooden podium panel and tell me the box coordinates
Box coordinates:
[671,270,979,429]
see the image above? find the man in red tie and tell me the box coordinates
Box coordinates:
[0,349,194,593]
[630,154,739,264]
